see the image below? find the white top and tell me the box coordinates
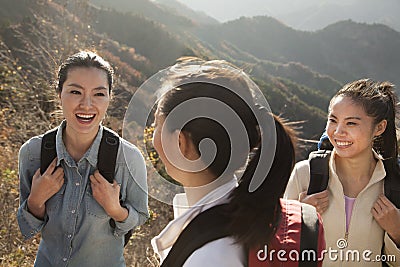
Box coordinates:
[151,177,246,266]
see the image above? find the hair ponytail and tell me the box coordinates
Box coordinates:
[227,112,297,249]
[376,83,400,179]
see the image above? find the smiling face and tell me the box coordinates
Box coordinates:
[59,67,110,138]
[326,95,386,159]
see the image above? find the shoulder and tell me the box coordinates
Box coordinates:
[19,134,43,161]
[117,138,145,165]
[184,237,246,267]
[102,126,145,165]
[292,159,310,179]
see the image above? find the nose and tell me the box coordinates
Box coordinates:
[80,94,92,108]
[334,123,346,136]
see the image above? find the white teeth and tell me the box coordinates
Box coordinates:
[76,114,95,119]
[336,141,352,146]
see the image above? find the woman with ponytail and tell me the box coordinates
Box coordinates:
[285,79,400,266]
[150,58,325,266]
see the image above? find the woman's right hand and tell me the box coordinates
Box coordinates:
[299,190,329,214]
[27,158,64,219]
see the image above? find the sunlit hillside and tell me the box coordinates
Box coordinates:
[1,0,400,266]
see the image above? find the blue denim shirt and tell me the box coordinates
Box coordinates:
[17,121,149,267]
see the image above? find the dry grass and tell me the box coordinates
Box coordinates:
[0,125,173,267]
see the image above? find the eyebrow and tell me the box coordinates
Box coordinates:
[329,114,362,120]
[67,83,108,90]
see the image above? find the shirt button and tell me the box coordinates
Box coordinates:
[75,182,80,186]
[63,258,67,262]
[68,234,72,238]
[71,210,76,214]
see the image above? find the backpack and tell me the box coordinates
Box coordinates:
[307,150,400,208]
[161,200,321,267]
[40,127,133,246]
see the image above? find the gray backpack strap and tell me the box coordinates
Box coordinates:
[299,203,320,267]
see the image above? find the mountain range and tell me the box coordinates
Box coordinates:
[174,0,400,32]
[1,0,399,146]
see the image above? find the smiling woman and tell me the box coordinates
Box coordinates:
[59,67,110,160]
[285,79,400,266]
[16,51,149,267]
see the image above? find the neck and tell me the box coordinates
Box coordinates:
[63,126,99,162]
[335,150,377,182]
[184,173,234,206]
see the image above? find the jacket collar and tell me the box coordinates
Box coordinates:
[330,149,386,189]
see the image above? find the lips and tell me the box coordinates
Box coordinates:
[335,140,353,148]
[76,113,96,123]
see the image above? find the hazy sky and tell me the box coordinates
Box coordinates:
[176,0,400,31]
[176,0,337,22]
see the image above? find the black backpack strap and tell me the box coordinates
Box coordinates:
[98,128,120,183]
[161,204,231,267]
[299,203,319,267]
[307,150,331,195]
[382,160,400,209]
[40,128,58,175]
[98,129,134,245]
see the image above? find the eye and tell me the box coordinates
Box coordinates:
[94,92,106,96]
[328,118,336,123]
[71,90,81,95]
[347,121,357,126]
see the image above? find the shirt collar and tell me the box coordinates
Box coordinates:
[151,177,237,260]
[55,120,103,167]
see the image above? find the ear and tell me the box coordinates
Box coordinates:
[374,119,387,137]
[178,130,199,160]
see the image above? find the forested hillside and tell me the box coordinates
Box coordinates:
[1,0,399,266]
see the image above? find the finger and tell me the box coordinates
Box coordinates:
[44,157,58,175]
[319,199,329,210]
[317,207,326,215]
[89,174,98,185]
[376,198,388,210]
[379,195,395,208]
[319,197,329,205]
[55,170,65,182]
[33,168,41,180]
[52,166,64,177]
[373,201,383,213]
[315,190,329,199]
[371,207,379,218]
[93,170,107,183]
[112,180,121,192]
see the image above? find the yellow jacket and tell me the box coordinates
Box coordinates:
[284,150,400,266]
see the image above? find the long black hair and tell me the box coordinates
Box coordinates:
[156,58,297,249]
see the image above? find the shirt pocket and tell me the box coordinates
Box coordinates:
[85,187,109,219]
[45,183,66,213]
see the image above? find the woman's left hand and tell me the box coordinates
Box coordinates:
[90,170,128,222]
[372,195,400,246]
